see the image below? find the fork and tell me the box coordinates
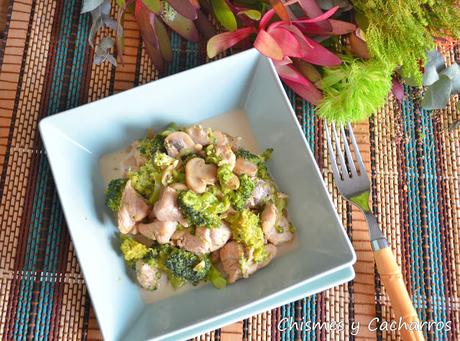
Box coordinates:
[325,122,425,341]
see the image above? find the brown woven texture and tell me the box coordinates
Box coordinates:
[0,1,459,340]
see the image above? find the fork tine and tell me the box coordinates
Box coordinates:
[347,122,367,176]
[324,121,341,182]
[331,122,349,179]
[340,125,357,176]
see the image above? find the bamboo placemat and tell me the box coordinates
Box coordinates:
[0,1,459,340]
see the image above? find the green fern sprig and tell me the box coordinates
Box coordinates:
[317,58,394,123]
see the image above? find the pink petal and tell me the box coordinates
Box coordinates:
[207,27,255,58]
[254,29,284,61]
[167,0,198,20]
[292,6,339,24]
[301,36,341,66]
[267,26,303,58]
[392,78,404,102]
[275,63,323,105]
[259,9,275,29]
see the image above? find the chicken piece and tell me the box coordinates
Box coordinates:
[186,125,211,145]
[152,186,183,222]
[220,242,277,283]
[138,220,177,244]
[135,260,160,290]
[118,181,151,234]
[219,241,244,283]
[216,144,236,170]
[261,203,294,245]
[175,223,231,255]
[247,179,273,208]
[234,158,258,177]
[121,141,145,175]
[164,131,197,157]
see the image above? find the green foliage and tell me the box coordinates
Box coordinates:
[120,235,150,265]
[227,174,256,211]
[105,178,128,211]
[226,209,268,263]
[351,0,460,84]
[162,245,211,285]
[128,161,162,205]
[177,190,229,228]
[210,0,237,32]
[317,58,393,122]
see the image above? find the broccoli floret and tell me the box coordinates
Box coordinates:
[129,161,162,204]
[120,235,150,265]
[217,164,235,193]
[105,178,128,211]
[163,246,211,285]
[207,265,227,289]
[235,148,273,180]
[204,144,222,165]
[227,174,256,211]
[138,134,166,159]
[153,152,175,169]
[177,190,228,228]
[226,209,268,263]
[138,123,178,159]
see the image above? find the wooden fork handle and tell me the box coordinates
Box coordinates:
[374,247,425,341]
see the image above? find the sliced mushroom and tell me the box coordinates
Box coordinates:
[138,220,177,244]
[118,180,151,234]
[152,186,183,222]
[185,157,217,193]
[261,203,293,245]
[234,158,258,177]
[186,125,211,145]
[164,132,196,157]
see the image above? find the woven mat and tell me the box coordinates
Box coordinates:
[1,1,459,340]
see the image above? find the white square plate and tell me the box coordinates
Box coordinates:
[39,49,355,340]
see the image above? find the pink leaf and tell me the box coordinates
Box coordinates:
[295,19,355,36]
[267,26,303,58]
[292,5,339,24]
[275,63,323,105]
[259,9,275,29]
[207,27,255,58]
[167,0,198,20]
[392,78,404,102]
[301,36,341,66]
[254,29,284,61]
[295,0,331,30]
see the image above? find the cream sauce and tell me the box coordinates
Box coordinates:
[99,110,297,303]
